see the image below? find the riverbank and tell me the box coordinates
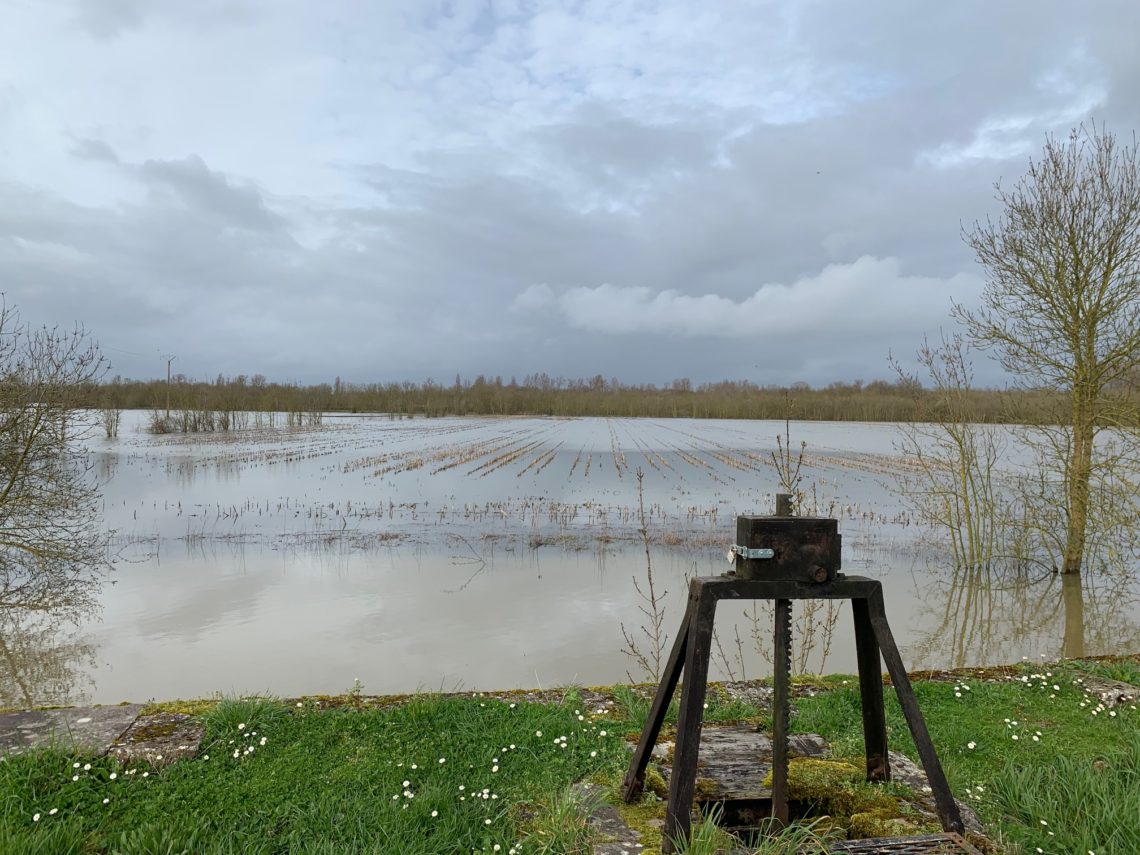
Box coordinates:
[1,656,1137,854]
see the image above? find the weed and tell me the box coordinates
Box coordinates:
[518,785,597,854]
[668,805,737,854]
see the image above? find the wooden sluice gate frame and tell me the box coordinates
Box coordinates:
[619,499,964,853]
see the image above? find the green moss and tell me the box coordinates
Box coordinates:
[583,768,664,855]
[806,815,851,836]
[644,767,668,799]
[693,776,719,799]
[828,782,904,817]
[609,794,665,855]
[124,719,184,743]
[757,758,934,840]
[762,758,862,799]
[847,809,924,839]
[139,698,219,716]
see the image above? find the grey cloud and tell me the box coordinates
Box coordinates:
[72,0,144,40]
[6,1,1140,388]
[532,106,719,206]
[137,156,287,233]
[0,179,381,380]
[68,0,258,40]
[70,138,120,164]
[510,284,556,314]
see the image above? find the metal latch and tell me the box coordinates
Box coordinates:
[726,545,775,563]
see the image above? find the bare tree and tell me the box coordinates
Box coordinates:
[0,300,110,614]
[99,397,122,438]
[892,333,1008,571]
[957,123,1140,574]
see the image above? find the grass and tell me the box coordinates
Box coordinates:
[790,666,1140,853]
[1061,656,1140,687]
[517,785,597,854]
[986,732,1140,855]
[1,663,1137,854]
[0,691,626,855]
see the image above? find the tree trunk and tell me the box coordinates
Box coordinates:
[1062,391,1095,574]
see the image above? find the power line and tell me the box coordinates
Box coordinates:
[100,344,149,358]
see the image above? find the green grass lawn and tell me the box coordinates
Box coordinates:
[0,692,627,855]
[1,661,1136,855]
[790,663,1139,855]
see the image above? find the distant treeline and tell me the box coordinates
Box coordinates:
[76,372,1094,425]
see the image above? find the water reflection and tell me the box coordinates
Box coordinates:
[0,608,98,708]
[0,544,106,708]
[908,559,1140,668]
[4,536,1138,705]
[1062,572,1084,659]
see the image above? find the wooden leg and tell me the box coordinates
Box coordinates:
[867,587,964,834]
[852,597,890,782]
[621,589,697,801]
[662,582,717,854]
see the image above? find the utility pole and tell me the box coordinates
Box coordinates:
[162,354,177,417]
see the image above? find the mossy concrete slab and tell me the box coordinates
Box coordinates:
[0,704,143,757]
[108,712,205,767]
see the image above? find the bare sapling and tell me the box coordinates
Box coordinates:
[620,469,670,681]
[771,416,806,514]
[749,416,842,675]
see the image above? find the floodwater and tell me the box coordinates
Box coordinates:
[3,413,1138,708]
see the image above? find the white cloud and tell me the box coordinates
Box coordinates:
[510,283,556,313]
[538,257,981,339]
[920,47,1109,169]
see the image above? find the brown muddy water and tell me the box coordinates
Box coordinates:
[3,413,1137,708]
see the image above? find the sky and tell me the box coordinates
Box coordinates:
[1,0,1138,388]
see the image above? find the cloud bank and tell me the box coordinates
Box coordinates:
[533,257,980,339]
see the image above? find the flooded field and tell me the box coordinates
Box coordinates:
[4,413,1139,708]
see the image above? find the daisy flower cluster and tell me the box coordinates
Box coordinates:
[224,721,268,761]
[382,698,615,854]
[27,756,157,824]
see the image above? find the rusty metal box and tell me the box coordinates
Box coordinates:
[734,515,841,583]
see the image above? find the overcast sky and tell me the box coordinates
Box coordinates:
[2,1,1138,387]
